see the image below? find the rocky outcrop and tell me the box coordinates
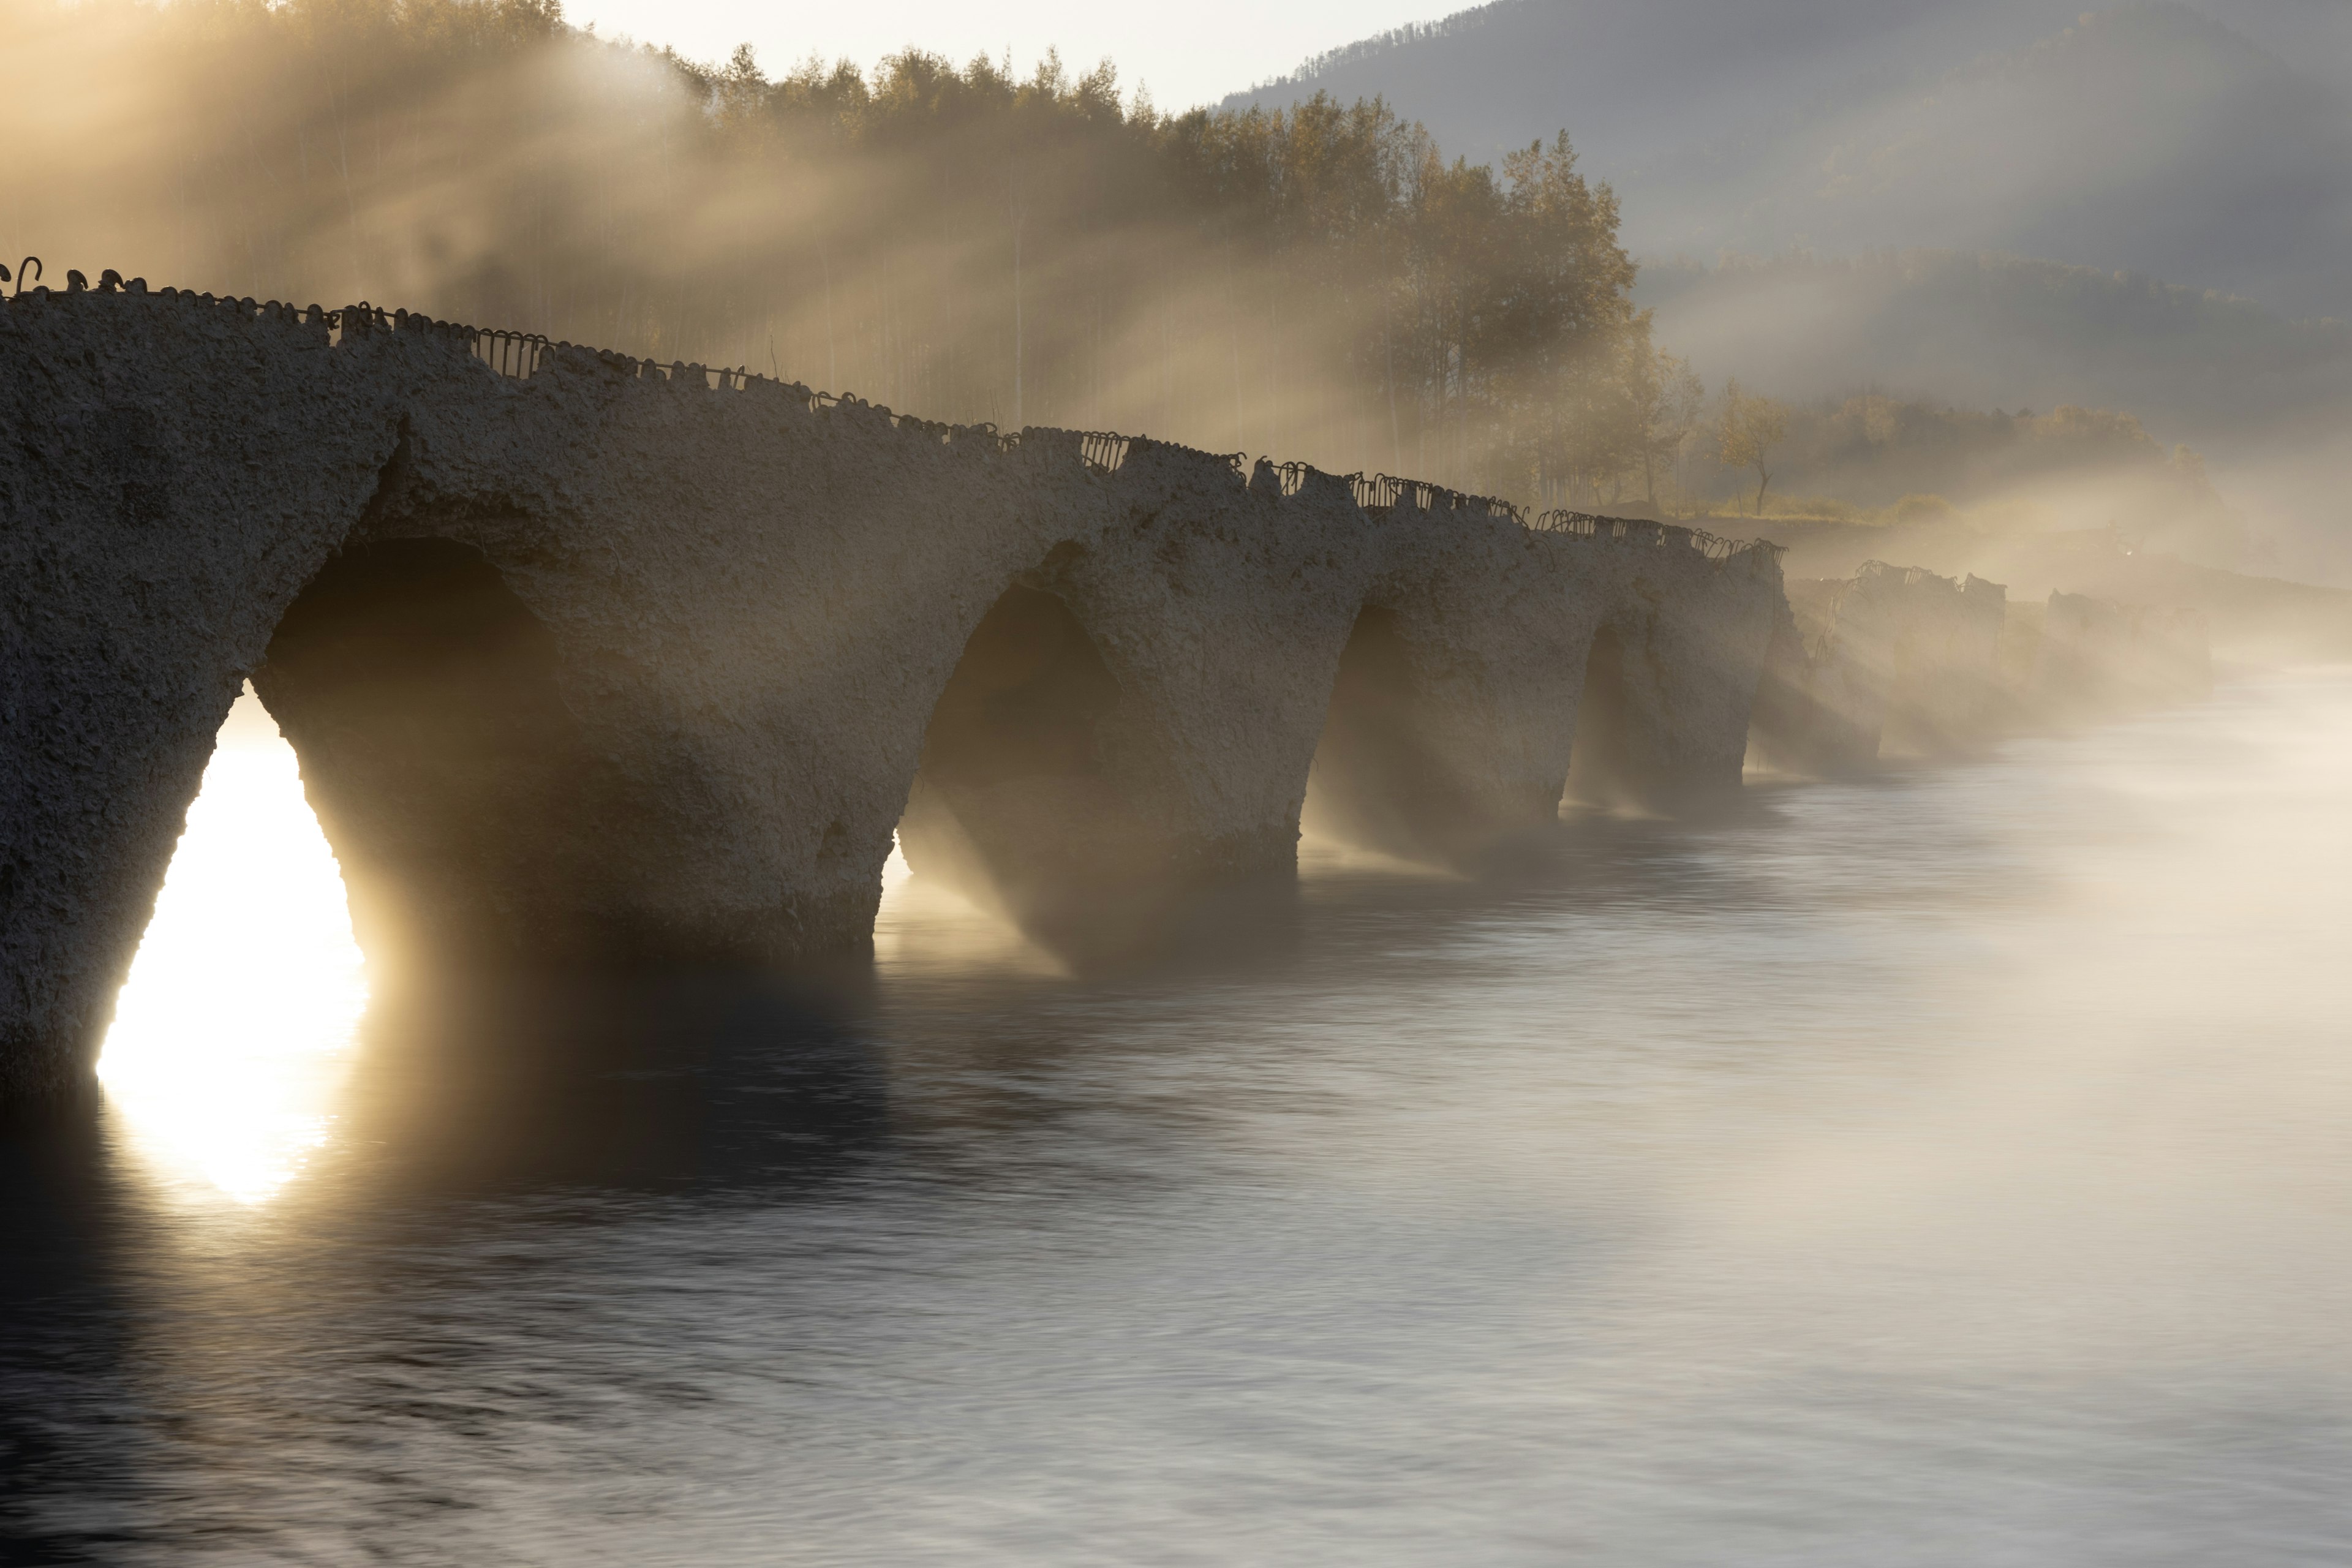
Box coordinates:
[0,285,1791,1102]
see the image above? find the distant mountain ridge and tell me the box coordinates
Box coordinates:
[1226,1,2352,320]
[1638,248,2352,440]
[1230,0,2083,172]
[1636,247,2352,579]
[1224,0,2352,573]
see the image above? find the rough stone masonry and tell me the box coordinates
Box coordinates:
[1,280,1793,1102]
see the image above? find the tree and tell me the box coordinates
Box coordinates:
[1625,339,1702,508]
[1718,380,1787,515]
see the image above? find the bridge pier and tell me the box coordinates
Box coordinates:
[1570,523,1790,809]
[1306,515,1589,861]
[0,293,401,1101]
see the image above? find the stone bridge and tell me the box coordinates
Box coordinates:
[2,281,1790,1102]
[1749,562,2010,771]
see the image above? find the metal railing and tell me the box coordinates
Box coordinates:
[5,262,1061,461]
[1076,431,1129,473]
[1855,560,1953,589]
[1352,472,1523,523]
[1535,508,1784,565]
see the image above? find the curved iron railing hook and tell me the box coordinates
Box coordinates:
[10,257,39,298]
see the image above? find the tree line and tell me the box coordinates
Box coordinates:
[3,0,1719,508]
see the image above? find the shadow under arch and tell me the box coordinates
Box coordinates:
[1300,604,1452,860]
[1564,620,1639,809]
[895,575,1239,966]
[251,536,620,982]
[1300,601,1562,867]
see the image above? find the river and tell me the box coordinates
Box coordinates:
[4,673,2349,1564]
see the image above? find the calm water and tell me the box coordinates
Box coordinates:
[6,675,2351,1565]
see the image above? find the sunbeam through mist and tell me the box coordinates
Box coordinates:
[96,684,368,1205]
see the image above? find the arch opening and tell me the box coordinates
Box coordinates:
[1565,622,1638,809]
[97,683,368,1203]
[1303,598,1579,865]
[910,583,1120,796]
[895,581,1172,954]
[252,537,610,979]
[1301,605,1452,861]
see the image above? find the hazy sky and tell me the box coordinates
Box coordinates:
[558,0,1444,109]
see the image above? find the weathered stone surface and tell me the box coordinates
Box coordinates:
[1,287,1790,1101]
[3,293,401,1102]
[897,445,1378,948]
[1307,511,1787,854]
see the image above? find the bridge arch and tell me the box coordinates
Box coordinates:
[1300,602,1466,860]
[1300,576,1584,865]
[1564,620,1640,809]
[894,566,1191,957]
[251,536,619,981]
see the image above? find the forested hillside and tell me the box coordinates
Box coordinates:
[1231,1,2352,320]
[3,0,1695,507]
[1226,0,2352,576]
[1232,0,2078,182]
[1639,251,2352,442]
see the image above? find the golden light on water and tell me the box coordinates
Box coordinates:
[873,832,1071,976]
[97,684,369,1205]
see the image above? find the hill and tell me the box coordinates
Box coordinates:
[1637,250,2352,448]
[1227,1,2352,319]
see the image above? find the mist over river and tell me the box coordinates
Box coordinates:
[6,674,2351,1565]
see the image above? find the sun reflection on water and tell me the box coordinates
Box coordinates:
[97,684,369,1205]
